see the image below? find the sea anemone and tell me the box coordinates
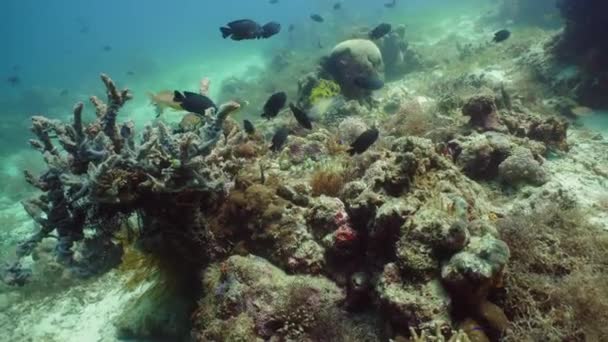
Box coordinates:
[310,163,346,197]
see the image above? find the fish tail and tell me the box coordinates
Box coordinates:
[347,147,355,156]
[173,91,184,103]
[220,27,232,38]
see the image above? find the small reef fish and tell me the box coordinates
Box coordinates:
[269,0,279,3]
[6,76,20,86]
[493,29,511,43]
[221,20,280,40]
[369,23,392,40]
[270,127,289,152]
[102,45,112,52]
[126,71,135,76]
[384,0,397,8]
[333,3,342,10]
[59,89,69,96]
[261,91,287,119]
[148,90,183,116]
[243,119,255,134]
[289,103,312,130]
[261,22,281,38]
[220,20,262,40]
[348,128,379,155]
[173,91,217,116]
[310,14,324,23]
[288,24,295,32]
[354,75,384,90]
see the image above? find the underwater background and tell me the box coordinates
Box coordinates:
[1,0,607,341]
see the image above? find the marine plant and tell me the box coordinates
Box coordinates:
[308,79,341,105]
[498,203,608,341]
[309,162,346,197]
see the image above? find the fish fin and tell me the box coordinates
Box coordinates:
[220,27,232,38]
[154,106,164,118]
[173,91,184,103]
[347,147,355,156]
[184,91,199,98]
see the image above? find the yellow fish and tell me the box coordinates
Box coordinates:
[147,90,183,117]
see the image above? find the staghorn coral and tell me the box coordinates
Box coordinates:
[2,74,239,287]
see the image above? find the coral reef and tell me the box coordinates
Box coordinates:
[2,74,239,287]
[308,78,341,105]
[4,9,607,340]
[193,255,380,341]
[375,25,426,80]
[323,39,384,99]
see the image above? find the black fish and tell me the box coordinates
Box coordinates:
[493,29,511,43]
[310,14,324,23]
[333,3,341,10]
[261,91,287,119]
[243,119,255,134]
[384,0,396,8]
[261,21,281,38]
[270,127,289,152]
[173,91,217,115]
[354,75,384,90]
[289,103,312,130]
[349,128,379,155]
[7,76,20,86]
[103,45,112,52]
[220,20,263,40]
[369,23,391,40]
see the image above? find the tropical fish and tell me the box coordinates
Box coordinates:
[384,0,397,8]
[310,14,324,23]
[261,22,281,38]
[270,127,289,152]
[220,20,263,40]
[173,91,217,116]
[6,76,20,86]
[261,92,287,119]
[493,29,511,43]
[289,103,312,130]
[243,120,255,134]
[354,75,384,90]
[348,128,379,155]
[369,23,392,40]
[148,90,183,116]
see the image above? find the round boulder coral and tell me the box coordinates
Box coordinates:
[498,147,548,186]
[324,39,384,98]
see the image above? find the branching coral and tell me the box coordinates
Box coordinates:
[1,74,238,286]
